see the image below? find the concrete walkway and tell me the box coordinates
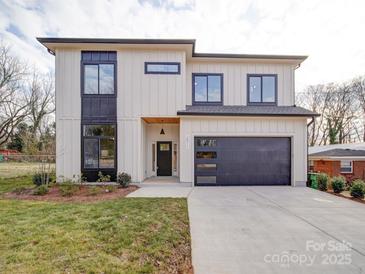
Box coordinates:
[126,177,192,197]
[188,186,365,274]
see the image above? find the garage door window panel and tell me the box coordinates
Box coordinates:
[196,151,217,159]
[196,176,216,184]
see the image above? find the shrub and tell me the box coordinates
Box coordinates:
[317,173,329,191]
[33,185,49,196]
[97,172,111,183]
[32,173,43,186]
[87,186,101,196]
[331,176,346,193]
[350,180,365,199]
[117,172,131,188]
[59,181,78,197]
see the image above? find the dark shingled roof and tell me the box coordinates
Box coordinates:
[177,105,319,117]
[310,148,365,157]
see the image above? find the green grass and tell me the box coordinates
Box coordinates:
[0,162,55,178]
[0,198,191,273]
[0,176,33,194]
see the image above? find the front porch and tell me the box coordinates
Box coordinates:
[141,117,180,182]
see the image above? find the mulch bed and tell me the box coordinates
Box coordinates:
[5,185,139,203]
[326,190,365,205]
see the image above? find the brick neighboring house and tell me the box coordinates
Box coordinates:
[309,145,365,181]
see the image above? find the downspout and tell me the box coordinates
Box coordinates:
[307,117,315,186]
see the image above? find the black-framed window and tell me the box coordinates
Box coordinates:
[82,124,116,169]
[247,74,277,105]
[81,51,117,95]
[145,62,180,74]
[193,73,223,105]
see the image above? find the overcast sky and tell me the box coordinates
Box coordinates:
[0,0,364,92]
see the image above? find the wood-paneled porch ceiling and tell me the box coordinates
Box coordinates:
[142,117,180,124]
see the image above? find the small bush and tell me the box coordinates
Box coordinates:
[317,173,329,191]
[97,172,111,183]
[331,176,346,193]
[87,186,101,196]
[59,181,78,197]
[350,180,365,199]
[33,185,49,196]
[32,173,43,186]
[117,172,131,188]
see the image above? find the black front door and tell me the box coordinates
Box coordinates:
[157,141,172,176]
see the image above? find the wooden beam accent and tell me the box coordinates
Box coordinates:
[142,117,180,124]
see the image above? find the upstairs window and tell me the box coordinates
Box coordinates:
[82,51,116,95]
[193,73,223,105]
[145,62,180,74]
[248,74,277,104]
[340,160,352,173]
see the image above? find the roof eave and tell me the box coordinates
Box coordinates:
[177,112,319,117]
[36,37,308,62]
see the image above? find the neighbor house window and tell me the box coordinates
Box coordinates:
[193,74,223,104]
[83,124,116,169]
[145,62,180,74]
[82,51,116,95]
[340,160,353,173]
[248,74,277,104]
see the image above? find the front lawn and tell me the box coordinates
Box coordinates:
[0,176,33,194]
[0,162,55,178]
[0,198,191,273]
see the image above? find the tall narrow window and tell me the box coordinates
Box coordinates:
[152,143,156,172]
[193,74,223,105]
[173,143,177,172]
[248,74,277,104]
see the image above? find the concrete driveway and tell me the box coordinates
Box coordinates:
[188,186,365,274]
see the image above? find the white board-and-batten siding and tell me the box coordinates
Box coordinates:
[55,48,305,185]
[186,62,295,106]
[55,49,81,180]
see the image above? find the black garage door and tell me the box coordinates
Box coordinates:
[194,137,291,186]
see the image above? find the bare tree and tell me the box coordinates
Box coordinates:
[352,76,365,141]
[28,71,55,137]
[297,81,361,146]
[297,84,330,145]
[0,43,31,147]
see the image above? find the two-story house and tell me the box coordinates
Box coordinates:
[37,38,318,186]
